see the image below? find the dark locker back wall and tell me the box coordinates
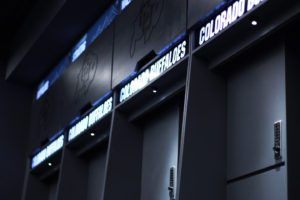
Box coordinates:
[112,0,187,87]
[86,148,108,200]
[226,36,286,179]
[29,26,113,151]
[140,103,180,200]
[0,67,33,200]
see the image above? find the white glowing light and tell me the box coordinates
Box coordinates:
[251,20,258,26]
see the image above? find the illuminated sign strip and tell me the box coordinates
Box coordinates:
[31,135,64,169]
[68,97,113,142]
[119,39,187,103]
[198,0,265,47]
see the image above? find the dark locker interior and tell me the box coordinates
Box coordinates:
[224,34,287,200]
[24,167,60,200]
[226,35,286,180]
[139,99,181,200]
[57,114,111,200]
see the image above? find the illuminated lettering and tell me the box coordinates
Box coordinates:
[72,40,86,62]
[119,40,187,103]
[199,0,264,47]
[31,135,64,169]
[36,80,49,100]
[180,40,187,58]
[68,97,113,142]
[215,15,221,34]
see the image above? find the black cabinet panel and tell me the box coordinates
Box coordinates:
[227,39,286,180]
[188,0,224,29]
[30,27,113,149]
[141,103,179,200]
[227,167,287,200]
[113,0,186,87]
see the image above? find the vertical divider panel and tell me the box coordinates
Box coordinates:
[22,160,49,200]
[177,51,227,199]
[56,148,87,200]
[103,110,143,200]
[22,154,63,200]
[21,159,31,200]
[285,29,300,200]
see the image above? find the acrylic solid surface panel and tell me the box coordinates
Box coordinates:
[113,0,186,87]
[141,104,179,200]
[227,166,287,200]
[227,42,286,179]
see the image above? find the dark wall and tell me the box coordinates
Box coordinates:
[188,0,224,29]
[29,26,113,152]
[112,0,187,87]
[86,147,108,200]
[141,103,180,200]
[0,67,33,200]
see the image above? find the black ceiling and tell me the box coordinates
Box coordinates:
[0,0,39,62]
[1,0,114,85]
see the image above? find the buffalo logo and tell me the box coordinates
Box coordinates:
[130,0,165,57]
[74,53,98,99]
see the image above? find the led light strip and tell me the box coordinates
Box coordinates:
[68,97,113,142]
[119,39,187,103]
[31,135,64,169]
[198,0,265,46]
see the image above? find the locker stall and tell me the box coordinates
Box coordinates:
[20,1,300,200]
[137,97,182,200]
[104,45,188,200]
[56,98,113,200]
[222,34,287,200]
[23,135,64,200]
[177,0,299,200]
[24,164,61,200]
[57,116,111,200]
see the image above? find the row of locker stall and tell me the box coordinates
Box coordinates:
[22,0,300,200]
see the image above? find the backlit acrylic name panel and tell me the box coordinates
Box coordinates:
[31,135,64,169]
[198,0,265,47]
[119,39,188,103]
[68,97,113,142]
